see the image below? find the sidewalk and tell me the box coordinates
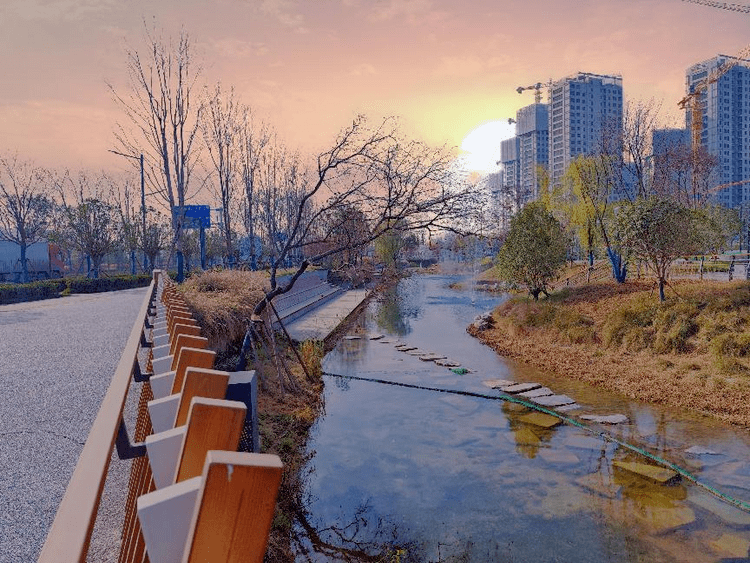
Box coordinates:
[284,289,369,341]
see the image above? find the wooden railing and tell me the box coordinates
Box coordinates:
[39,272,158,562]
[39,271,281,563]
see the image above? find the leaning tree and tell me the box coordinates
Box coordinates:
[236,115,481,371]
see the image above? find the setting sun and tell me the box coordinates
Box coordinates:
[460,120,517,173]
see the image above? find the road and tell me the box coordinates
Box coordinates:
[0,287,147,563]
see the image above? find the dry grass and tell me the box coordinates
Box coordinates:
[471,279,750,427]
[179,269,269,352]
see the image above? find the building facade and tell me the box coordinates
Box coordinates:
[548,72,623,187]
[686,55,750,207]
[516,103,549,202]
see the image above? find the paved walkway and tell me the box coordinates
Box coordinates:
[284,289,369,341]
[0,288,147,562]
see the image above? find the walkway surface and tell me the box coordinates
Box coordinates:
[284,289,369,341]
[0,288,147,562]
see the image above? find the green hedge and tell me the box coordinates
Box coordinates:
[0,274,152,305]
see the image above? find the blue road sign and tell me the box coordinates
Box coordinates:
[173,205,211,229]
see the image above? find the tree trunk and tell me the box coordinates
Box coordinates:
[659,278,666,302]
[20,242,29,284]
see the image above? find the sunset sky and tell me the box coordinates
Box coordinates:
[1,0,747,174]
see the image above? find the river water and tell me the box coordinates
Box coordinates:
[296,275,750,562]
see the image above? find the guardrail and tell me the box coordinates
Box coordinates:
[39,270,280,563]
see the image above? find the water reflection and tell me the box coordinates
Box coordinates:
[297,275,750,562]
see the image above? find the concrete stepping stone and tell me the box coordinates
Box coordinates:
[419,354,447,362]
[343,335,362,340]
[407,349,429,356]
[613,461,679,484]
[684,445,721,456]
[532,394,576,407]
[556,403,581,413]
[369,334,384,340]
[710,533,750,558]
[518,412,562,429]
[483,379,515,389]
[579,414,629,425]
[689,491,750,526]
[435,359,461,367]
[575,474,621,499]
[397,346,418,352]
[539,449,580,465]
[500,382,542,394]
[518,386,554,399]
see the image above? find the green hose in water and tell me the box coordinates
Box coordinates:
[323,371,750,514]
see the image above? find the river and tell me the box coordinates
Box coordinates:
[295,275,750,562]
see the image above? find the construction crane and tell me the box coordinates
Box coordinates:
[681,0,750,13]
[516,81,552,104]
[678,43,750,150]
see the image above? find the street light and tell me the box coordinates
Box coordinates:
[109,150,147,272]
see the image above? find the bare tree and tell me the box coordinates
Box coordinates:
[202,83,241,265]
[0,155,52,282]
[238,106,271,270]
[53,172,119,278]
[113,177,143,274]
[236,116,479,370]
[109,23,203,278]
[621,99,661,199]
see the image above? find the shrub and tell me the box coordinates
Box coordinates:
[602,298,656,349]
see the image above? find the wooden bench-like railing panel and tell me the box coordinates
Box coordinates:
[174,398,246,483]
[183,450,283,563]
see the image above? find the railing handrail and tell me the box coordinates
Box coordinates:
[38,273,158,562]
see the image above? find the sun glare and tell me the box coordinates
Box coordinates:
[460,120,516,174]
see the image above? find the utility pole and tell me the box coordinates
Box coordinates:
[109,150,148,271]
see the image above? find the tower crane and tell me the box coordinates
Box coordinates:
[678,43,750,150]
[516,81,552,104]
[681,0,750,13]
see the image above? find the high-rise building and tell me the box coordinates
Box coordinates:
[685,55,750,207]
[498,136,520,221]
[548,72,623,187]
[516,103,549,202]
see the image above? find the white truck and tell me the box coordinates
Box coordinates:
[0,241,64,282]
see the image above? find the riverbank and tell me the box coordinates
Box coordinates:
[468,279,750,427]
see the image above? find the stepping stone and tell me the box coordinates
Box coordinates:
[710,533,750,558]
[518,412,562,429]
[689,491,750,526]
[575,474,621,499]
[684,446,721,456]
[532,394,576,407]
[397,346,418,352]
[538,449,580,465]
[419,354,447,362]
[369,334,384,340]
[613,461,679,484]
[579,414,629,425]
[518,386,554,399]
[343,335,362,340]
[500,382,542,394]
[483,379,514,389]
[556,403,581,413]
[378,339,393,344]
[435,359,461,368]
[407,349,428,356]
